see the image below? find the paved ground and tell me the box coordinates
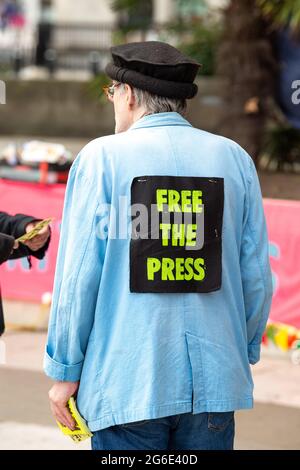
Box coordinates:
[0,329,299,450]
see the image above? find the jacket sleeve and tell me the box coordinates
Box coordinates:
[240,157,273,365]
[0,211,37,238]
[0,233,14,265]
[44,150,108,382]
[9,229,51,261]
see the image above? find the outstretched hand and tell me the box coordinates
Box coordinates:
[23,222,50,251]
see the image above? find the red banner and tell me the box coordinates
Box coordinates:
[1,180,300,329]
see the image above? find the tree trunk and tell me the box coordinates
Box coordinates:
[217,0,276,163]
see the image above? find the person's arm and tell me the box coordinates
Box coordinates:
[0,211,36,238]
[240,157,273,365]
[12,223,51,261]
[0,233,15,265]
[0,211,51,260]
[44,148,108,428]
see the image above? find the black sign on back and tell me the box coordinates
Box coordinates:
[130,175,224,293]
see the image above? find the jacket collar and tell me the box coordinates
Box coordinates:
[129,112,193,131]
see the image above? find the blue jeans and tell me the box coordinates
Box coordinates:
[91,411,235,450]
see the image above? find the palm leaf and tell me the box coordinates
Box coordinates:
[257,0,300,32]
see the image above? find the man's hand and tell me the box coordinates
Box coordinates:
[24,222,50,252]
[48,381,79,430]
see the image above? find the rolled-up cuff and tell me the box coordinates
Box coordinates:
[43,350,83,382]
[248,343,261,365]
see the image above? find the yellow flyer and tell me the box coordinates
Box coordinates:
[56,397,93,443]
[16,218,53,243]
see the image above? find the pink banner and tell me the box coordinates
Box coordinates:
[1,180,300,329]
[264,198,300,329]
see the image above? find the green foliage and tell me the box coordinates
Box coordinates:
[257,0,300,32]
[112,29,128,46]
[111,0,153,30]
[169,21,222,76]
[110,1,220,74]
[111,0,141,12]
[175,0,208,18]
[86,73,109,104]
[262,125,300,170]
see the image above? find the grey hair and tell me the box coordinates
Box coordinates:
[119,83,187,116]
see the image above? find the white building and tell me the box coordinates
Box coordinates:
[20,0,175,26]
[21,0,227,26]
[0,0,227,66]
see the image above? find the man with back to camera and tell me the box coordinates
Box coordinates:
[44,41,273,450]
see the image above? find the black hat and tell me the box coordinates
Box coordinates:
[105,41,201,100]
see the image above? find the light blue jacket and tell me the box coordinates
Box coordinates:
[44,112,273,432]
